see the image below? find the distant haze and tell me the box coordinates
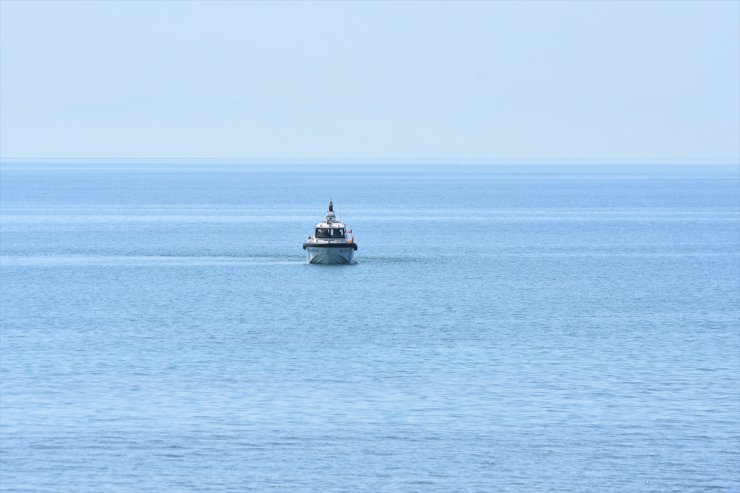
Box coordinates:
[1,0,738,163]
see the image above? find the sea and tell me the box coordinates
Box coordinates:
[1,163,738,492]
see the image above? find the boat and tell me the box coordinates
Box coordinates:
[303,200,358,264]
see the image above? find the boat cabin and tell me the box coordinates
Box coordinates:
[315,226,346,239]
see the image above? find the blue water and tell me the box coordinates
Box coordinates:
[1,164,739,492]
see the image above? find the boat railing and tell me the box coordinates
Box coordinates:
[307,235,352,243]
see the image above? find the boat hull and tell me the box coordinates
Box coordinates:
[304,246,355,264]
[303,243,357,264]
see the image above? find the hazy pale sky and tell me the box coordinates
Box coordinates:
[1,0,738,162]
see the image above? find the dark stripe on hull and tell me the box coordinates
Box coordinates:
[303,242,358,250]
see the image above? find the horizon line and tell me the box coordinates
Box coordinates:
[1,157,738,166]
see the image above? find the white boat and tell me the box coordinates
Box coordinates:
[303,201,358,264]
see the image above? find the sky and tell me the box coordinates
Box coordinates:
[0,0,738,163]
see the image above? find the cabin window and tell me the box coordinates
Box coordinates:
[315,228,344,238]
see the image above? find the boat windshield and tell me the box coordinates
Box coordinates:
[315,228,345,238]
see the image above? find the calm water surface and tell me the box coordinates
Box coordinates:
[1,164,739,492]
